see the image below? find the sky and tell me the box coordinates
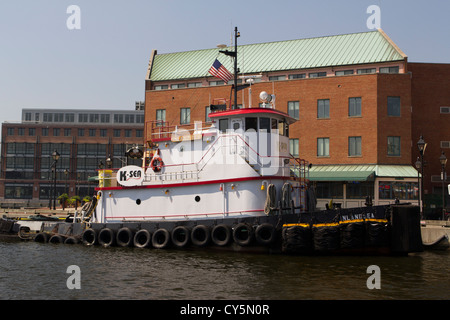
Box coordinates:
[0,0,449,131]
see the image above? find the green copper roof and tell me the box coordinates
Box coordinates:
[149,29,406,82]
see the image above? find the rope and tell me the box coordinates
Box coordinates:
[264,184,277,215]
[281,183,292,214]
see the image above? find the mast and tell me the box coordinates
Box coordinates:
[219,27,240,110]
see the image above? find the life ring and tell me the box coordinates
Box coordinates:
[150,149,164,172]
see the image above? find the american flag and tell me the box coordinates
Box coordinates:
[208,59,233,83]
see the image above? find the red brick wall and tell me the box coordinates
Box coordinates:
[409,63,450,194]
[145,73,412,166]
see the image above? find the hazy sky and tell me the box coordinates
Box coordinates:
[0,0,449,130]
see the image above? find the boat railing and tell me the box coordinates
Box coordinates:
[97,134,307,187]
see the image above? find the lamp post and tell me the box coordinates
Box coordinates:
[415,156,421,211]
[51,149,60,210]
[439,151,447,220]
[417,136,427,218]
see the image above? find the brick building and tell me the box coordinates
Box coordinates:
[144,29,449,213]
[0,105,144,207]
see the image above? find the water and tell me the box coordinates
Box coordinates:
[0,240,448,300]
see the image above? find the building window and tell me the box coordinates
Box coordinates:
[346,182,374,199]
[53,128,60,136]
[357,68,376,74]
[317,99,330,119]
[54,113,64,122]
[43,113,53,122]
[379,181,418,200]
[101,114,110,123]
[387,96,401,116]
[154,85,168,90]
[335,70,354,76]
[100,129,107,137]
[440,141,450,149]
[89,114,99,123]
[64,128,71,137]
[209,80,225,86]
[288,101,299,120]
[136,129,143,138]
[439,106,450,114]
[269,75,286,81]
[315,182,343,199]
[187,82,202,88]
[136,115,144,123]
[125,114,135,123]
[113,129,121,137]
[387,136,401,156]
[288,74,305,79]
[317,138,330,157]
[156,109,166,124]
[78,128,84,136]
[348,136,362,156]
[180,108,190,125]
[78,113,88,123]
[7,128,14,135]
[42,128,48,136]
[171,83,186,89]
[289,138,299,157]
[29,128,35,136]
[89,129,96,137]
[65,113,75,122]
[380,66,399,73]
[349,97,362,117]
[24,113,32,121]
[18,128,25,136]
[309,72,327,78]
[114,114,124,123]
[205,106,211,122]
[124,129,132,137]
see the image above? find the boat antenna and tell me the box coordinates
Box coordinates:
[219,26,239,110]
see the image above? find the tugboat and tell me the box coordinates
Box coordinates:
[26,28,423,255]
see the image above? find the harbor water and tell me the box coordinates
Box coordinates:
[0,240,448,301]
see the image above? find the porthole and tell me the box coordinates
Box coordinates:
[195,196,201,202]
[136,199,141,205]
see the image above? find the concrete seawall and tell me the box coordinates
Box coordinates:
[421,220,449,250]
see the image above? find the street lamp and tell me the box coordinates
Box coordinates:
[415,156,421,210]
[417,136,427,217]
[51,149,60,210]
[106,154,113,169]
[439,151,447,220]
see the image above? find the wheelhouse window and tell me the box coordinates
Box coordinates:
[219,119,228,133]
[259,117,270,133]
[245,117,258,132]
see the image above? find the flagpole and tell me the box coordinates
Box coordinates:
[234,26,239,110]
